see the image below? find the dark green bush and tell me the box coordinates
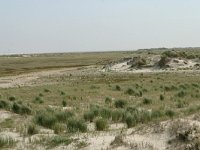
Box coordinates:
[115,85,121,91]
[115,100,127,108]
[125,88,135,95]
[125,114,136,128]
[35,112,57,128]
[165,110,175,118]
[27,124,38,135]
[95,118,108,131]
[105,97,112,105]
[143,98,152,105]
[84,111,95,122]
[0,100,9,109]
[67,118,87,133]
[9,96,16,101]
[111,110,123,122]
[100,108,112,119]
[160,94,164,101]
[62,100,67,107]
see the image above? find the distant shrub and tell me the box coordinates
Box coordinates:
[12,102,21,114]
[33,96,43,104]
[125,114,136,128]
[176,100,186,108]
[111,109,123,122]
[53,123,66,134]
[67,118,87,133]
[9,96,16,101]
[60,91,65,95]
[84,111,95,122]
[62,100,67,107]
[176,91,187,98]
[143,98,152,105]
[27,124,38,135]
[47,136,72,148]
[151,110,164,119]
[105,97,112,105]
[44,89,50,92]
[0,136,15,148]
[160,94,164,101]
[100,108,112,119]
[55,111,74,123]
[115,100,127,108]
[115,85,121,91]
[35,111,57,128]
[125,88,135,95]
[95,118,108,131]
[39,93,43,97]
[165,110,175,118]
[0,100,9,109]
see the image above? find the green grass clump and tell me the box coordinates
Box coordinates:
[35,111,57,128]
[33,96,44,104]
[111,109,123,122]
[27,124,38,135]
[165,110,175,118]
[160,94,164,101]
[53,123,66,134]
[115,85,121,91]
[125,114,136,128]
[12,103,31,115]
[0,100,9,109]
[8,96,16,101]
[176,91,187,98]
[95,118,108,131]
[143,98,152,105]
[84,111,95,122]
[62,100,67,107]
[125,88,135,95]
[105,97,112,105]
[67,118,87,133]
[0,136,15,148]
[47,136,72,148]
[55,111,74,123]
[100,108,112,119]
[115,99,127,108]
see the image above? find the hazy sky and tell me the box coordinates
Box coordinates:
[0,0,200,54]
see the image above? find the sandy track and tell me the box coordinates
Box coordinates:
[0,67,80,88]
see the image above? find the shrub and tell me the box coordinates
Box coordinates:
[47,136,72,148]
[115,100,127,108]
[20,105,31,115]
[143,98,152,105]
[35,112,57,128]
[0,100,9,109]
[160,94,164,101]
[125,88,135,95]
[53,123,66,134]
[55,111,74,123]
[100,108,112,119]
[151,110,164,119]
[115,85,121,91]
[84,111,95,122]
[111,110,123,122]
[62,100,67,107]
[105,97,112,105]
[9,96,16,101]
[33,97,43,104]
[0,136,15,148]
[165,110,175,118]
[12,102,21,114]
[125,114,136,128]
[27,124,38,135]
[176,91,187,98]
[67,118,87,133]
[95,118,108,131]
[44,89,50,92]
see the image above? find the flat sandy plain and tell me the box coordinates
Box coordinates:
[0,48,200,150]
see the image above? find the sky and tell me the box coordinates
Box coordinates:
[0,0,200,54]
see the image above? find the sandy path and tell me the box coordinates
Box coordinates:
[0,67,79,88]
